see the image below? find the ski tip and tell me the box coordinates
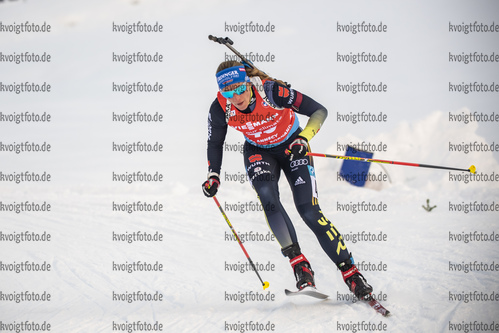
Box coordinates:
[263,281,270,290]
[378,309,391,317]
[469,165,476,174]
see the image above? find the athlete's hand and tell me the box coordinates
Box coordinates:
[202,173,220,197]
[286,136,308,161]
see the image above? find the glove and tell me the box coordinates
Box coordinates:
[286,136,308,161]
[202,172,220,197]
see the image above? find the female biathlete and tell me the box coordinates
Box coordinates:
[202,61,373,299]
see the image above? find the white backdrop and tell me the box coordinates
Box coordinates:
[1,1,498,332]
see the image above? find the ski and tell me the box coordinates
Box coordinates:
[361,294,391,317]
[284,287,329,299]
[285,288,390,316]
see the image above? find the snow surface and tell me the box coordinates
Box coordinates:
[1,1,499,332]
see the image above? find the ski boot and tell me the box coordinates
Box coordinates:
[338,255,373,299]
[282,243,315,290]
[290,254,315,290]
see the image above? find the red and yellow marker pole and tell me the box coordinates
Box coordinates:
[306,152,476,174]
[212,195,270,290]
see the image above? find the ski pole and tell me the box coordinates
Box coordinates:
[306,152,476,174]
[208,35,257,70]
[212,195,270,290]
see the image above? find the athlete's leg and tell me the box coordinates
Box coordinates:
[281,150,350,264]
[244,142,298,249]
[281,147,373,297]
[245,142,320,289]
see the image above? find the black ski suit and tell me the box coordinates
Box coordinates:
[207,79,350,264]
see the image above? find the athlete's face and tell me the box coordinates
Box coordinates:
[224,82,251,110]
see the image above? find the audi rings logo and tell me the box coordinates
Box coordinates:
[290,159,309,168]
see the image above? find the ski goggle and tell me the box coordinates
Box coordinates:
[220,83,247,99]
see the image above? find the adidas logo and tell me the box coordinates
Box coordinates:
[294,177,306,186]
